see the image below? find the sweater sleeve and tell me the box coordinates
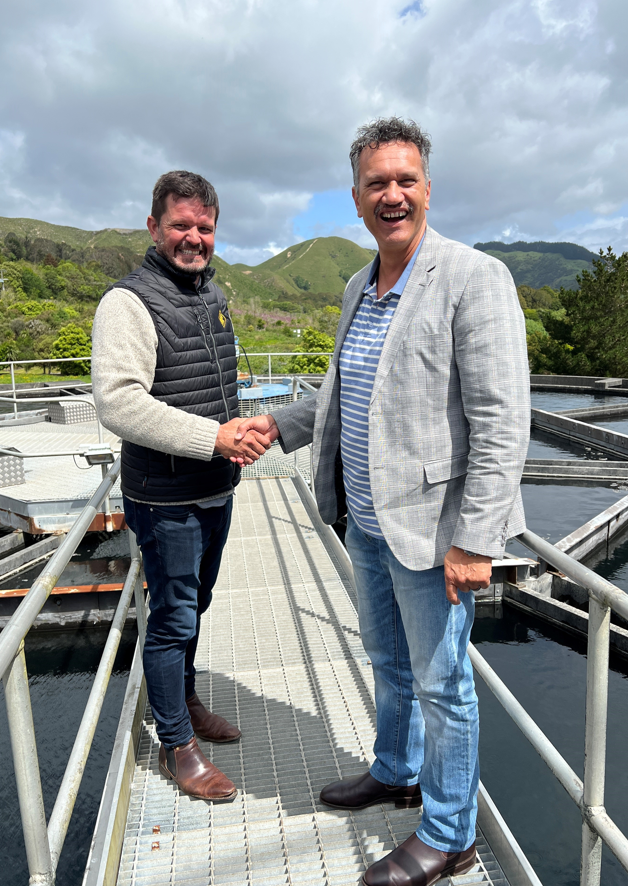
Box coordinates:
[91,288,220,460]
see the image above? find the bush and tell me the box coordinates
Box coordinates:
[289,327,334,373]
[293,275,311,291]
[50,323,92,375]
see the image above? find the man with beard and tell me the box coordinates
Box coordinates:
[92,171,271,801]
[235,119,529,885]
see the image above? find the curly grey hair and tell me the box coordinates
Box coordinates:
[350,117,432,189]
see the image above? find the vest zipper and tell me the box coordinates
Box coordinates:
[198,294,231,423]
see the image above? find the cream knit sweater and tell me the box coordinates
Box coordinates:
[91,287,220,460]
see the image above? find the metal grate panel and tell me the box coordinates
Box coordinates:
[116,478,508,886]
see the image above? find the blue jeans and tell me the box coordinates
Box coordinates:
[345,511,479,852]
[123,495,233,749]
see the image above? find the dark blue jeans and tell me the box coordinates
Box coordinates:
[123,495,233,749]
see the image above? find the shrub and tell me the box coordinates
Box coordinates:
[50,323,92,375]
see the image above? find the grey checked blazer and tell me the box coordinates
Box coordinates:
[273,227,530,570]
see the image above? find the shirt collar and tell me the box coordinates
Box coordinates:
[364,232,426,299]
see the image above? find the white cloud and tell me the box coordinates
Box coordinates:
[0,0,626,261]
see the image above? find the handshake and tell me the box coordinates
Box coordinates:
[213,414,280,465]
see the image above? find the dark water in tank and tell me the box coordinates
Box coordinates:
[530,391,627,411]
[0,629,136,886]
[473,608,628,886]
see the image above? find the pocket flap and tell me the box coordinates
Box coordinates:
[423,453,468,485]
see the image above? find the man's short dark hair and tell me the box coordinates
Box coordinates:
[350,117,432,189]
[151,170,220,224]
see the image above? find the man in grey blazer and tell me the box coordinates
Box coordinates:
[236,118,529,886]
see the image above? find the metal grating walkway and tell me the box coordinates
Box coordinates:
[116,478,508,886]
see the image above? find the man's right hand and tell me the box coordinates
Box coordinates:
[214,417,272,465]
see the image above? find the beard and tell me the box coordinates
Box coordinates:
[156,233,213,278]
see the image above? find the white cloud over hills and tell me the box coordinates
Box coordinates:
[1,0,627,261]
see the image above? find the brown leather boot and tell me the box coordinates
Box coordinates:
[362,833,476,886]
[320,772,422,810]
[186,692,241,743]
[158,737,237,801]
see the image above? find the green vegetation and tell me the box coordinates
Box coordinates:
[233,236,375,298]
[0,221,372,375]
[4,217,622,383]
[289,328,335,373]
[527,248,628,377]
[50,324,92,375]
[474,240,597,290]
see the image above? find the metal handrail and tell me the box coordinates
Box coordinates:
[468,527,628,885]
[0,458,146,885]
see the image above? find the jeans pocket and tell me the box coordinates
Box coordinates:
[149,504,193,521]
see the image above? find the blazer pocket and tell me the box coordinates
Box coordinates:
[423,453,469,485]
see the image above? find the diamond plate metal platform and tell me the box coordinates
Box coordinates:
[114,478,510,886]
[0,419,123,532]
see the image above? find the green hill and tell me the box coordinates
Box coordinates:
[0,216,152,253]
[235,236,376,298]
[474,240,596,290]
[474,240,597,262]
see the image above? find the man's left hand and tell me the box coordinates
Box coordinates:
[444,546,492,605]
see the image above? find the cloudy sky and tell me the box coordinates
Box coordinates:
[1,0,627,264]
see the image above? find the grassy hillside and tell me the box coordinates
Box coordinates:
[474,240,595,290]
[475,240,597,263]
[0,216,152,253]
[235,236,376,298]
[481,249,591,290]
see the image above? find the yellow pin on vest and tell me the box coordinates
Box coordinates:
[218,311,227,328]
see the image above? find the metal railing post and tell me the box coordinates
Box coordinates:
[47,561,139,869]
[10,361,18,420]
[580,596,611,886]
[128,529,147,653]
[2,642,54,885]
[292,376,299,469]
[268,353,272,383]
[96,417,113,531]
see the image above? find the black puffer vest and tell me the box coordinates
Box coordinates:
[108,248,240,503]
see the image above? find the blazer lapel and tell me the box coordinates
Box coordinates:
[370,228,440,400]
[332,262,374,362]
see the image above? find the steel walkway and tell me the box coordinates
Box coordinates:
[114,478,508,886]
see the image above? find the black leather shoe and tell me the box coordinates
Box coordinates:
[362,833,476,886]
[320,771,422,810]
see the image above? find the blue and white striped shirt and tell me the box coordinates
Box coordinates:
[339,239,424,537]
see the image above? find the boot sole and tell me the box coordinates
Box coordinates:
[159,763,238,802]
[321,794,422,811]
[359,852,476,885]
